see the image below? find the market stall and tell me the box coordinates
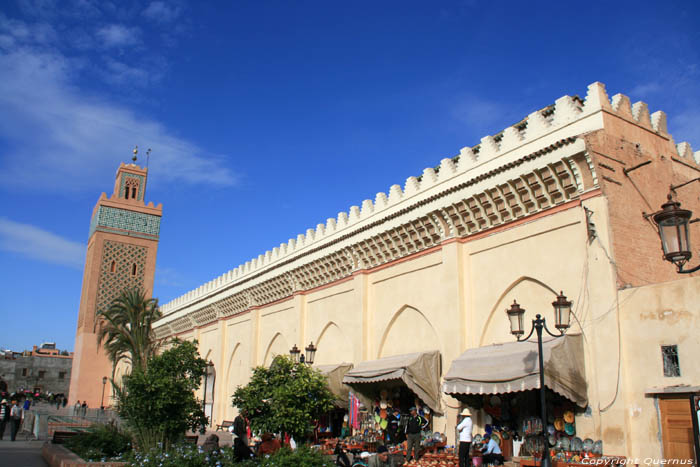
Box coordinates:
[340,350,444,455]
[315,362,353,439]
[442,335,609,465]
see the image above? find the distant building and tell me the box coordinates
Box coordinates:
[0,343,73,396]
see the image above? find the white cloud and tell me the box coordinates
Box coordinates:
[630,82,662,98]
[0,47,236,190]
[0,217,84,269]
[143,1,182,23]
[155,266,186,287]
[96,24,140,48]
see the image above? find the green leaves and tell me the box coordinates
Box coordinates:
[96,286,162,374]
[115,339,208,450]
[232,355,335,442]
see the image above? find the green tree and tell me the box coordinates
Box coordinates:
[232,355,335,442]
[115,339,207,450]
[97,287,162,374]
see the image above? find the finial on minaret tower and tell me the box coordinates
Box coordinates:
[132,145,138,162]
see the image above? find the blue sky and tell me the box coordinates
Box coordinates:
[1,0,699,352]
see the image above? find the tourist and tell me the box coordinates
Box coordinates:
[457,408,473,467]
[73,400,81,416]
[0,399,9,440]
[10,400,22,441]
[233,411,248,446]
[368,444,394,467]
[81,400,88,417]
[404,407,428,461]
[258,432,282,457]
[481,433,503,465]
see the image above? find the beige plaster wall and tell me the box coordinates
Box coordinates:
[618,276,700,460]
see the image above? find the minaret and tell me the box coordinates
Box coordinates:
[69,148,162,407]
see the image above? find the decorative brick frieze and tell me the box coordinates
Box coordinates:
[95,241,147,327]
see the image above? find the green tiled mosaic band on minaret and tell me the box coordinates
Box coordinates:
[89,206,161,239]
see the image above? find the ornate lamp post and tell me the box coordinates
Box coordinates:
[289,342,317,365]
[652,195,700,273]
[100,376,107,410]
[202,360,214,431]
[506,291,573,467]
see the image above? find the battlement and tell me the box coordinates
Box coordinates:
[159,82,698,316]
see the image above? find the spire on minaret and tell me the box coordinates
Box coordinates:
[132,145,138,163]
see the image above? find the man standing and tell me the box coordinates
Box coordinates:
[0,399,9,440]
[405,406,428,461]
[233,411,248,446]
[457,408,473,467]
[10,400,22,441]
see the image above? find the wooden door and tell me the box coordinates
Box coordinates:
[659,398,694,462]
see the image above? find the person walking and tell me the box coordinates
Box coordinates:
[404,407,428,461]
[81,401,88,417]
[0,399,9,440]
[9,400,23,441]
[457,408,473,467]
[73,400,81,416]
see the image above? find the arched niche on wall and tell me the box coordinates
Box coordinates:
[479,276,581,347]
[314,321,352,365]
[224,343,247,420]
[263,332,290,367]
[378,305,441,358]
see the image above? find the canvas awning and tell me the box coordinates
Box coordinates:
[442,334,587,407]
[316,362,353,407]
[342,350,442,413]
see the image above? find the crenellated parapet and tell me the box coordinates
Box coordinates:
[155,82,696,331]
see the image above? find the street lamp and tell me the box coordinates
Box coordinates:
[289,344,301,363]
[652,195,700,273]
[506,291,573,467]
[100,376,107,410]
[289,342,317,365]
[202,360,214,432]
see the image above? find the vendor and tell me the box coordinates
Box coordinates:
[386,408,401,444]
[481,434,504,466]
[405,406,428,461]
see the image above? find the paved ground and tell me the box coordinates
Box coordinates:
[0,439,48,467]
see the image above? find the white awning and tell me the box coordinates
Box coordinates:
[343,350,442,413]
[442,334,587,407]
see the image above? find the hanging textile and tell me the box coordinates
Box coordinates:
[349,391,361,430]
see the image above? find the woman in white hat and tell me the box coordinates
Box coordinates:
[457,407,473,467]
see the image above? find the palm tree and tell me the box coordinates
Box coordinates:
[97,287,163,375]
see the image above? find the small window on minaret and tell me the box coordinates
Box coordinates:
[110,261,116,273]
[132,263,137,276]
[132,186,137,199]
[124,187,130,199]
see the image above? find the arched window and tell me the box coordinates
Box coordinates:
[131,186,137,199]
[110,261,116,273]
[132,263,137,276]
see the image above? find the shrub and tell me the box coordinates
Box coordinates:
[115,339,207,451]
[64,422,131,461]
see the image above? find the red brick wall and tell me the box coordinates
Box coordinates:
[586,113,700,288]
